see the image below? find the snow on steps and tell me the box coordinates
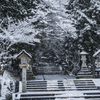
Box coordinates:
[13,79,100,100]
[76,67,93,78]
[27,69,35,80]
[37,66,62,74]
[13,91,100,100]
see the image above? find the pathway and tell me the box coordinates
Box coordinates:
[35,74,76,80]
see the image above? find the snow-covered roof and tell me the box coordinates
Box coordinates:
[17,50,32,58]
[93,50,100,57]
[80,51,88,55]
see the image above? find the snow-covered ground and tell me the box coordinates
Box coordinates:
[1,71,100,100]
[93,79,100,87]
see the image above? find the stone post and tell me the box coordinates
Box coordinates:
[92,57,95,78]
[81,55,87,68]
[80,51,88,69]
[22,67,27,92]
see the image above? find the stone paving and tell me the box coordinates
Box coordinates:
[34,74,76,80]
[13,78,100,100]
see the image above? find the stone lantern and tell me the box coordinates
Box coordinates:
[17,50,32,92]
[77,50,92,78]
[80,51,88,69]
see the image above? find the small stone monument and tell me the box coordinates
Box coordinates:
[17,50,32,92]
[77,51,92,78]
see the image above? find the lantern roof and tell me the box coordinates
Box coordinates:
[17,50,32,59]
[80,51,88,55]
[93,50,100,57]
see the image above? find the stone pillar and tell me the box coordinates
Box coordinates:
[80,51,88,69]
[81,55,87,68]
[22,67,27,92]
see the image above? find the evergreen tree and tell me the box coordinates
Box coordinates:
[69,0,100,54]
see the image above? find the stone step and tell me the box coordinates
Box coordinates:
[27,83,95,86]
[27,72,33,73]
[74,82,95,84]
[37,71,62,74]
[27,82,47,83]
[27,77,34,79]
[77,74,92,76]
[77,73,92,75]
[77,83,94,85]
[26,87,96,90]
[26,85,96,88]
[20,94,100,100]
[75,84,95,86]
[84,92,100,95]
[26,87,97,90]
[20,90,100,93]
[74,81,94,83]
[37,71,62,73]
[75,81,94,83]
[26,86,96,88]
[37,69,61,72]
[27,80,47,82]
[26,88,98,92]
[20,96,55,100]
[36,66,62,74]
[78,69,90,71]
[74,80,93,82]
[28,80,93,81]
[37,70,61,72]
[27,83,93,85]
[27,70,35,80]
[21,93,55,97]
[76,75,93,78]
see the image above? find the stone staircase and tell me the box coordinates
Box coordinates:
[76,67,93,78]
[27,69,35,80]
[13,79,100,100]
[0,70,4,76]
[37,62,62,74]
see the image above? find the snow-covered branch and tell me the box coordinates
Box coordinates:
[0,18,41,57]
[77,10,96,25]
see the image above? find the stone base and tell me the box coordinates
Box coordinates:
[76,67,93,78]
